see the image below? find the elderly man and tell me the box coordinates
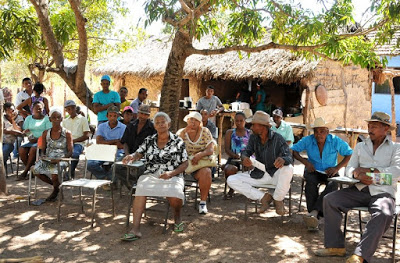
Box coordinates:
[227,111,293,215]
[92,75,121,124]
[62,100,90,179]
[271,109,294,146]
[196,85,224,123]
[292,117,352,230]
[87,106,126,181]
[315,112,400,263]
[130,88,148,120]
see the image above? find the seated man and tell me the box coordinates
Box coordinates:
[292,117,352,230]
[271,109,294,146]
[227,111,293,215]
[87,106,126,181]
[118,105,156,186]
[315,112,400,263]
[63,100,90,179]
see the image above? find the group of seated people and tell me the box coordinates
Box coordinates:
[5,75,399,263]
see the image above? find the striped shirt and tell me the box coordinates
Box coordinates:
[242,129,293,178]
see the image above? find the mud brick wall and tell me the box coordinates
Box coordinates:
[306,60,371,130]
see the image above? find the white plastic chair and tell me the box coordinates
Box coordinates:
[57,144,118,228]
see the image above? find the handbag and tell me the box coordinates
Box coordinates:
[185,154,217,174]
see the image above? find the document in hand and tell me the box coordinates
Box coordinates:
[366,173,392,185]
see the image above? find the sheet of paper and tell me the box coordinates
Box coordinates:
[316,170,327,174]
[250,156,266,172]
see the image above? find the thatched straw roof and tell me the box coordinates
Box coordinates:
[92,36,319,85]
[367,29,400,56]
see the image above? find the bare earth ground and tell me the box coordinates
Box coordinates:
[0,159,397,263]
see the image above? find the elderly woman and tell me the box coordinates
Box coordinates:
[224,112,251,199]
[32,109,73,201]
[121,112,188,240]
[177,111,215,214]
[17,101,52,180]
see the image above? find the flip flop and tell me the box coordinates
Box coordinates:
[174,222,184,233]
[121,233,140,242]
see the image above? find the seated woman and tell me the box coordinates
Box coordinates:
[32,109,73,201]
[3,102,24,165]
[17,101,52,180]
[17,82,50,116]
[223,112,251,199]
[121,112,188,240]
[177,111,216,214]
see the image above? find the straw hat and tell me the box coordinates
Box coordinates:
[306,117,335,130]
[365,111,395,131]
[246,111,276,126]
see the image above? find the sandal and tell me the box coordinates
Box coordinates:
[121,233,140,242]
[174,222,184,233]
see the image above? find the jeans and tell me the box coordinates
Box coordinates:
[12,136,23,158]
[70,144,84,179]
[87,151,124,181]
[3,143,14,165]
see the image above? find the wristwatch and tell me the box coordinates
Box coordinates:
[370,167,375,173]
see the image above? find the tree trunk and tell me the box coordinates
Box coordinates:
[389,76,396,141]
[159,31,191,132]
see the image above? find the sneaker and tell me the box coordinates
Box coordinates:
[303,215,319,230]
[199,202,208,214]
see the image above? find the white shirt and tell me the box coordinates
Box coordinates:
[15,90,32,107]
[346,136,400,198]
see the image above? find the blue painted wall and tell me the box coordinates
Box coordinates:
[371,56,400,123]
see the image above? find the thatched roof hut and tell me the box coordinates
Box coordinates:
[93,36,318,84]
[92,35,372,131]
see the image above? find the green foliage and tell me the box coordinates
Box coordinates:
[143,0,400,68]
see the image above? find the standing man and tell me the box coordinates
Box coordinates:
[119,86,131,113]
[200,109,217,140]
[196,85,224,123]
[271,109,294,146]
[87,106,126,181]
[227,111,293,215]
[315,112,400,263]
[292,117,352,230]
[15,77,33,118]
[92,75,121,124]
[63,100,90,179]
[130,88,148,120]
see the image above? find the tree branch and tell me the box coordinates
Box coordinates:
[186,41,335,61]
[68,0,88,92]
[178,0,192,14]
[338,18,388,39]
[28,0,64,68]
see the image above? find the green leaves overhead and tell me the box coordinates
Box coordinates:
[144,0,400,68]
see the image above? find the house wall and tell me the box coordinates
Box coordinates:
[306,60,371,129]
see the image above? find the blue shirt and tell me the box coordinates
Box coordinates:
[291,134,353,171]
[93,90,121,122]
[129,98,143,114]
[96,121,126,155]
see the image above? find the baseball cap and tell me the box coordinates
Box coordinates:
[272,109,283,118]
[123,106,134,113]
[101,75,111,82]
[64,100,76,108]
[107,105,119,113]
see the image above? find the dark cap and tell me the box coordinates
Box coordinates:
[107,105,120,114]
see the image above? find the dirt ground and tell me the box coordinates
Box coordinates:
[0,159,397,263]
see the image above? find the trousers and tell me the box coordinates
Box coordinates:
[227,165,293,201]
[324,186,394,262]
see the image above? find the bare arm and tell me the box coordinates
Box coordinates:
[43,98,50,115]
[325,155,351,177]
[96,135,120,145]
[65,131,73,158]
[224,129,239,159]
[293,150,315,172]
[93,103,113,114]
[160,160,189,179]
[73,131,90,143]
[17,97,32,117]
